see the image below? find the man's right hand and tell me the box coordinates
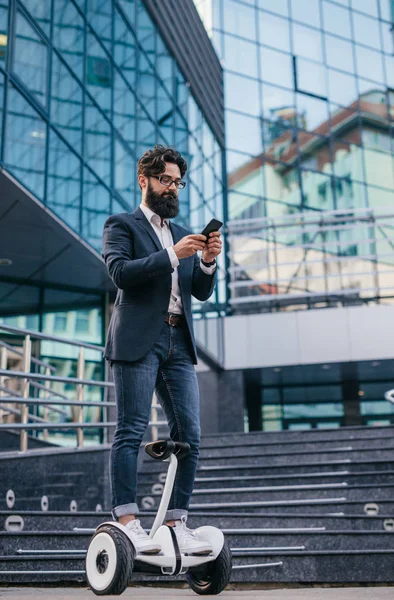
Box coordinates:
[173,235,207,259]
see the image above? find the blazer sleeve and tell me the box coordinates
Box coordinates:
[102,214,173,289]
[191,252,217,301]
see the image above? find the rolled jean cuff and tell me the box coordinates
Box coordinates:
[165,509,188,522]
[112,502,139,520]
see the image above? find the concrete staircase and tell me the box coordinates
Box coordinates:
[1,425,394,584]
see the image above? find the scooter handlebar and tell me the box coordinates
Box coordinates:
[145,439,190,461]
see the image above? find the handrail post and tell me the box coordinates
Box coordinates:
[76,347,85,448]
[0,346,7,421]
[42,366,51,441]
[20,335,32,453]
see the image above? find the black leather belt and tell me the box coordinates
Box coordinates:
[164,313,185,327]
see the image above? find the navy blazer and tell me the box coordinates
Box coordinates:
[102,208,216,364]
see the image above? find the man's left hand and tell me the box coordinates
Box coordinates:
[202,231,222,263]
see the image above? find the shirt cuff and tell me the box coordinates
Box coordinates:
[167,246,180,269]
[200,259,217,275]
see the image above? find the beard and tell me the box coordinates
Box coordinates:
[145,180,179,219]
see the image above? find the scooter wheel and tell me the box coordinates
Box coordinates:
[186,538,232,595]
[86,525,135,595]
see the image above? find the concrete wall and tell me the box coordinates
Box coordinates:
[221,304,394,370]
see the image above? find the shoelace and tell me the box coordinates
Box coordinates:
[125,519,149,540]
[176,517,197,544]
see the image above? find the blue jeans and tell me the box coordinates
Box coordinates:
[110,321,200,522]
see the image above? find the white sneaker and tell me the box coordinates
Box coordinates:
[124,519,161,555]
[172,516,212,556]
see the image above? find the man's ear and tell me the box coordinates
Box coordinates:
[138,174,147,190]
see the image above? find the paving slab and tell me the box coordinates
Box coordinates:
[0,587,393,600]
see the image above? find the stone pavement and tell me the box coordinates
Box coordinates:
[0,587,393,600]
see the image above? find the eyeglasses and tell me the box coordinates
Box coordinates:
[151,175,186,189]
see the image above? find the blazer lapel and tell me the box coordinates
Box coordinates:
[132,207,162,251]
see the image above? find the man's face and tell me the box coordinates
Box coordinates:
[143,162,181,219]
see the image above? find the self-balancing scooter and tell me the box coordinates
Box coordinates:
[85,440,232,595]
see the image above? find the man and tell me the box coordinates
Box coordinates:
[102,145,222,555]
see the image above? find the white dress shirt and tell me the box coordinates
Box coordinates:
[139,203,216,315]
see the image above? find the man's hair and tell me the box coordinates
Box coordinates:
[137,145,187,187]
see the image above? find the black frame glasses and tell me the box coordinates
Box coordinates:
[150,175,186,189]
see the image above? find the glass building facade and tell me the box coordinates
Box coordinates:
[0,0,225,263]
[194,0,394,431]
[0,0,226,444]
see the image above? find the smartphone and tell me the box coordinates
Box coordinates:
[200,218,223,240]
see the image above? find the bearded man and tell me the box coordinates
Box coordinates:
[102,145,222,556]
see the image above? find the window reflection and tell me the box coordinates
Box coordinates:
[47,129,81,232]
[260,46,293,88]
[86,0,112,51]
[258,10,290,53]
[51,53,83,154]
[82,169,110,251]
[352,11,381,50]
[322,1,352,39]
[20,0,51,35]
[85,98,111,184]
[53,0,84,80]
[224,33,258,79]
[5,85,46,199]
[13,10,48,107]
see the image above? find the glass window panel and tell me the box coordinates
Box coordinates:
[381,19,393,53]
[258,10,290,53]
[114,138,135,202]
[117,0,135,28]
[296,92,329,131]
[379,0,392,21]
[297,58,327,98]
[355,45,384,83]
[260,46,293,88]
[352,11,382,49]
[86,0,112,50]
[82,169,110,251]
[364,147,394,188]
[265,163,302,205]
[332,138,364,187]
[51,53,83,154]
[85,99,111,184]
[86,32,112,114]
[226,148,254,173]
[47,129,81,232]
[226,110,262,155]
[224,0,256,41]
[225,72,260,116]
[322,1,352,38]
[384,55,394,88]
[261,83,294,123]
[157,81,174,146]
[113,71,136,147]
[5,85,46,199]
[13,10,48,108]
[0,2,7,64]
[258,0,289,17]
[53,0,84,80]
[302,169,334,209]
[224,33,258,79]
[292,22,323,62]
[328,69,358,106]
[136,107,156,156]
[352,0,379,17]
[156,35,173,98]
[136,0,155,54]
[291,0,321,27]
[20,0,51,35]
[325,34,355,73]
[114,7,136,88]
[138,50,155,119]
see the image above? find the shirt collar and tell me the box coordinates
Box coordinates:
[140,203,169,227]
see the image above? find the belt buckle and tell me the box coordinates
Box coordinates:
[168,314,177,327]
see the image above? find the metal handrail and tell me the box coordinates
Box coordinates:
[0,323,104,352]
[0,322,166,452]
[0,340,57,372]
[0,369,113,387]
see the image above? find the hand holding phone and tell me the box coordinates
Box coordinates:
[200,218,223,241]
